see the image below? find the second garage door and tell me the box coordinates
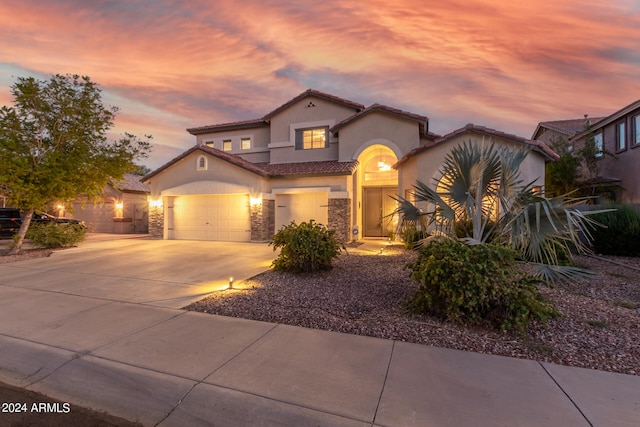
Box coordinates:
[171,194,251,241]
[275,192,329,232]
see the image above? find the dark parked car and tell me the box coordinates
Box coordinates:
[0,208,22,239]
[0,208,86,239]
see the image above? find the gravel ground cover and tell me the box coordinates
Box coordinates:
[186,244,640,376]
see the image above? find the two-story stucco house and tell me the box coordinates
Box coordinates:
[143,90,555,242]
[533,99,640,204]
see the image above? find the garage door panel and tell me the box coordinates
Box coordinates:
[171,195,250,242]
[275,193,329,231]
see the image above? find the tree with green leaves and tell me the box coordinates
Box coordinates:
[395,141,609,284]
[544,136,580,197]
[0,74,151,254]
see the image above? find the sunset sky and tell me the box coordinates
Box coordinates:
[1,0,639,168]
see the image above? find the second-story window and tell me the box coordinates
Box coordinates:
[222,139,232,151]
[634,115,640,146]
[616,122,626,151]
[241,137,251,150]
[295,127,329,150]
[594,132,603,158]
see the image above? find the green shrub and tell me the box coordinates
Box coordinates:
[270,220,345,273]
[589,205,640,256]
[26,221,87,249]
[400,224,427,249]
[405,239,558,332]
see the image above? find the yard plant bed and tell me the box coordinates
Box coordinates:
[186,245,640,376]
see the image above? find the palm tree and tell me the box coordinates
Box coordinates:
[395,140,607,283]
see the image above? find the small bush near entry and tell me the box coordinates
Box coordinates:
[589,205,640,257]
[25,221,87,249]
[405,239,558,332]
[400,224,427,249]
[270,220,345,273]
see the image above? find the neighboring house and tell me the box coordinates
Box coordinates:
[143,89,555,242]
[68,174,150,234]
[533,100,640,204]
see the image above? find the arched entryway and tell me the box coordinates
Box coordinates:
[356,145,399,238]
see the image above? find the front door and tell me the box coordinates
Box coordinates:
[363,187,396,237]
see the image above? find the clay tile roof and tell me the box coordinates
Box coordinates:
[263,89,365,119]
[257,160,358,177]
[198,145,270,176]
[331,103,429,135]
[112,174,150,193]
[536,118,605,137]
[143,145,357,181]
[395,123,559,168]
[187,118,268,135]
[572,99,640,140]
[143,145,270,181]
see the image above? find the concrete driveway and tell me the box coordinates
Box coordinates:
[1,235,638,426]
[0,234,276,308]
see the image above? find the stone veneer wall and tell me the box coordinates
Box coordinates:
[251,199,275,241]
[148,205,164,239]
[328,198,351,243]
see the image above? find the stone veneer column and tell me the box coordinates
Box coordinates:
[251,199,275,241]
[328,198,351,243]
[148,204,164,239]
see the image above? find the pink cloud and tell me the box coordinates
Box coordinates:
[0,0,638,167]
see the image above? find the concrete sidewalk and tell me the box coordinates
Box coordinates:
[0,236,638,426]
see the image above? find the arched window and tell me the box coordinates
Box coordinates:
[364,154,397,182]
[196,155,207,171]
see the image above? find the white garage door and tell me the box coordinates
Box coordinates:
[171,194,251,241]
[275,193,329,232]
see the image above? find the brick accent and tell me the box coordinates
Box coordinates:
[251,199,275,241]
[328,198,351,243]
[148,205,164,239]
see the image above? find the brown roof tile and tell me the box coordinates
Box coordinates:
[395,123,559,168]
[263,89,365,119]
[257,160,358,177]
[112,174,150,193]
[536,117,605,137]
[144,145,357,181]
[187,118,268,135]
[331,103,430,135]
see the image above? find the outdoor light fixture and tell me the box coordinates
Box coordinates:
[149,199,163,208]
[250,196,262,207]
[115,202,124,209]
[228,277,234,289]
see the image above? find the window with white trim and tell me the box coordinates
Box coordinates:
[241,137,251,150]
[196,155,207,170]
[222,139,232,151]
[295,127,329,150]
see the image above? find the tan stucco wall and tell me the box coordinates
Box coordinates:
[268,96,359,164]
[194,126,271,162]
[409,134,546,191]
[145,151,267,198]
[269,175,352,194]
[195,126,270,149]
[338,112,421,162]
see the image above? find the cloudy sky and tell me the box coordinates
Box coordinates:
[1,0,639,168]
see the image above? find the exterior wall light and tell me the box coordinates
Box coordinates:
[250,196,262,207]
[228,277,234,289]
[149,199,163,208]
[115,202,124,209]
